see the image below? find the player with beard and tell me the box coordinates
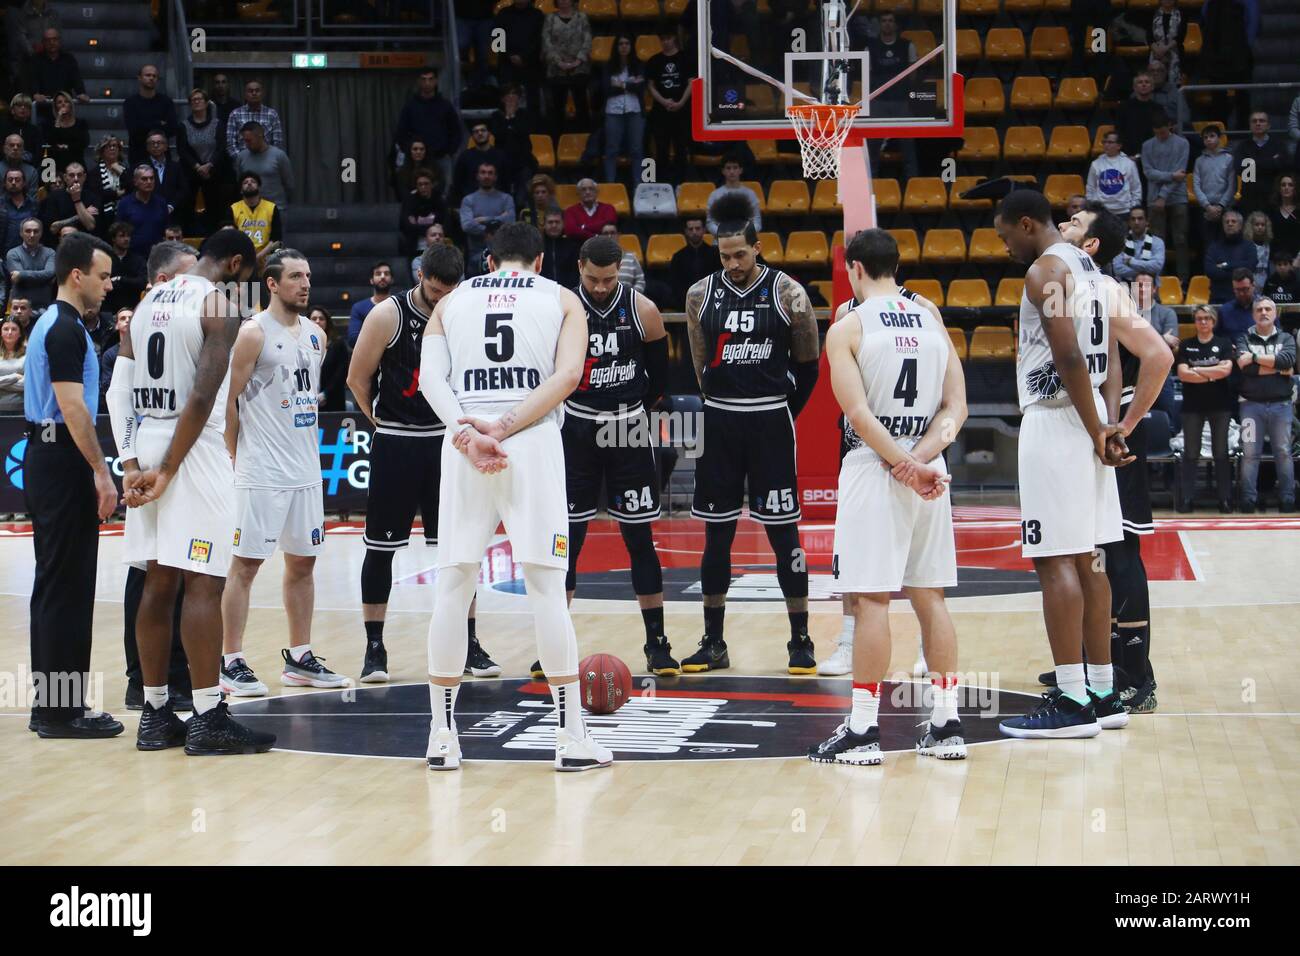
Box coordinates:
[229,172,282,266]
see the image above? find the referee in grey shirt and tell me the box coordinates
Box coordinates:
[23,231,123,738]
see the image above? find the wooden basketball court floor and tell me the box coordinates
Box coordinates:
[2,507,1297,866]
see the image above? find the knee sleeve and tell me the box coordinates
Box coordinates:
[1102,533,1149,625]
[700,520,738,597]
[764,522,808,600]
[522,562,579,678]
[619,521,663,596]
[361,549,395,606]
[564,521,590,594]
[427,562,478,678]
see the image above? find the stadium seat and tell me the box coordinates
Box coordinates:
[744,84,777,114]
[949,177,994,211]
[756,232,784,264]
[1004,0,1044,12]
[947,279,992,308]
[808,280,833,306]
[750,139,781,165]
[1091,123,1115,157]
[530,134,555,171]
[995,278,1025,306]
[597,182,631,215]
[957,127,1001,161]
[1046,125,1091,161]
[618,234,643,262]
[873,178,902,214]
[963,78,1005,117]
[1043,174,1085,207]
[1043,0,1069,8]
[955,29,983,62]
[889,229,921,266]
[590,36,614,64]
[921,229,967,265]
[903,177,949,214]
[1159,276,1184,306]
[742,181,768,213]
[1010,76,1052,111]
[900,279,942,305]
[619,0,659,17]
[1184,22,1202,55]
[554,184,579,208]
[812,180,841,212]
[1003,126,1047,161]
[636,35,663,61]
[1055,77,1099,110]
[767,180,811,214]
[1185,275,1211,306]
[785,231,830,268]
[557,133,588,166]
[1178,322,1196,341]
[1029,27,1071,61]
[958,0,998,14]
[968,228,1010,262]
[984,29,1027,62]
[902,30,936,58]
[675,181,713,216]
[664,0,688,12]
[831,229,845,249]
[580,0,618,18]
[633,182,676,218]
[646,233,686,267]
[970,326,1016,360]
[915,0,943,11]
[948,327,969,361]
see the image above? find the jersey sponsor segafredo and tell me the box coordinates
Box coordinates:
[699,264,794,411]
[566,281,647,419]
[441,268,564,423]
[1016,241,1109,411]
[372,288,442,436]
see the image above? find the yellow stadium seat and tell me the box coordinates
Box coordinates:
[1029,26,1071,61]
[744,85,777,114]
[741,181,767,213]
[664,0,688,12]
[968,228,1010,262]
[1043,0,1070,8]
[646,233,686,267]
[902,30,936,58]
[1044,174,1085,208]
[1128,0,1158,7]
[1184,22,1202,56]
[636,35,662,61]
[959,0,999,13]
[812,180,842,213]
[948,327,969,361]
[995,278,1025,306]
[921,229,967,265]
[1003,126,1047,161]
[955,29,983,62]
[590,36,614,64]
[985,29,1027,62]
[596,182,630,215]
[580,0,618,18]
[949,177,994,211]
[1046,125,1091,162]
[810,280,835,306]
[904,279,945,305]
[767,180,811,213]
[554,184,579,208]
[831,229,845,250]
[756,231,784,265]
[969,326,1016,360]
[785,231,830,268]
[749,139,780,165]
[1176,322,1195,341]
[876,0,915,11]
[619,233,643,262]
[889,229,921,266]
[873,178,902,214]
[915,0,943,11]
[1004,0,1044,12]
[903,177,949,214]
[1160,276,1184,306]
[675,182,713,216]
[963,78,1005,117]
[1091,123,1115,157]
[1055,76,1099,110]
[530,134,555,171]
[556,133,588,166]
[1184,275,1211,306]
[1010,76,1052,111]
[947,279,992,308]
[957,127,1001,161]
[619,0,659,17]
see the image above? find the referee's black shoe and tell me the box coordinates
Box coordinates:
[529,660,545,680]
[644,635,680,676]
[1038,670,1057,687]
[681,635,729,672]
[464,637,502,677]
[184,702,276,755]
[360,638,389,683]
[787,634,817,675]
[136,701,188,751]
[35,712,124,739]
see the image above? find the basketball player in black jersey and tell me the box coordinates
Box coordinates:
[683,193,822,673]
[346,243,500,682]
[527,236,678,678]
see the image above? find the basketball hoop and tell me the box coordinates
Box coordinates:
[787,102,861,179]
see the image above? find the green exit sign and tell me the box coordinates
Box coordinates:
[293,53,328,69]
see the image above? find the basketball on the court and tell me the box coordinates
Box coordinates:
[579,654,632,715]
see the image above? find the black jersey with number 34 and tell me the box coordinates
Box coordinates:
[699,265,795,404]
[373,289,442,435]
[567,282,648,415]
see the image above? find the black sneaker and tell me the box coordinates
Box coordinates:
[125,680,144,711]
[529,660,546,680]
[360,639,388,684]
[1087,688,1129,729]
[1282,500,1296,514]
[808,723,882,765]
[170,690,193,712]
[1239,501,1256,514]
[1219,501,1233,514]
[680,635,729,673]
[35,712,124,739]
[136,701,188,751]
[644,635,680,676]
[465,637,502,677]
[916,718,967,759]
[184,701,276,755]
[1038,670,1057,687]
[787,634,816,674]
[1175,501,1193,514]
[999,691,1100,739]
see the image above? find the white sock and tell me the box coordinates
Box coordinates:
[1055,663,1088,704]
[144,685,168,709]
[550,681,586,739]
[192,686,221,715]
[289,644,311,663]
[429,682,459,734]
[1086,663,1113,697]
[931,678,959,726]
[222,652,244,667]
[837,614,855,645]
[848,684,880,734]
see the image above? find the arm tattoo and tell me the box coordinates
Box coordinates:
[685,278,710,389]
[781,274,820,362]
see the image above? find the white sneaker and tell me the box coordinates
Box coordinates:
[426,725,461,771]
[554,728,613,772]
[912,649,929,678]
[220,658,268,697]
[817,640,853,676]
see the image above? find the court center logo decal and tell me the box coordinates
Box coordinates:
[229,676,1038,762]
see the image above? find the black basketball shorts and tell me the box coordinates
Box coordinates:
[562,412,661,524]
[363,430,443,550]
[692,401,801,525]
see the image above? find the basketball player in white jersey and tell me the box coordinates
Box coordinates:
[218,249,346,695]
[808,229,968,766]
[418,222,613,772]
[119,227,276,755]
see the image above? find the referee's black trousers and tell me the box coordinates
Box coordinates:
[25,434,99,723]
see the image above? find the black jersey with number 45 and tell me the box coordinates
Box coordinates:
[372,289,443,435]
[567,282,648,416]
[699,265,794,407]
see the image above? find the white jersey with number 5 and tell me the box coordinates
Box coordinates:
[842,293,949,464]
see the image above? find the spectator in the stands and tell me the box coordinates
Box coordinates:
[563,178,617,241]
[22,28,87,111]
[451,120,512,205]
[542,0,593,138]
[1,96,42,164]
[411,223,446,284]
[225,80,284,158]
[228,172,282,259]
[208,74,241,125]
[1193,125,1236,242]
[392,140,432,202]
[456,0,496,89]
[91,135,127,224]
[114,165,170,256]
[346,262,393,348]
[164,224,184,242]
[1289,93,1300,149]
[178,88,227,235]
[1,136,37,202]
[1216,268,1258,337]
[97,306,134,403]
[539,207,579,288]
[1145,61,1186,131]
[599,35,647,186]
[393,69,461,197]
[1200,0,1259,130]
[1116,72,1166,159]
[1235,297,1295,513]
[493,1,546,96]
[40,162,99,244]
[460,161,516,266]
[489,86,538,203]
[123,64,178,166]
[41,90,88,175]
[706,155,762,236]
[1065,194,1086,219]
[144,129,187,215]
[1141,113,1188,282]
[399,169,452,257]
[1269,175,1299,256]
[103,221,146,315]
[5,0,59,86]
[1112,207,1166,282]
[646,26,694,185]
[1233,112,1288,218]
[56,224,79,244]
[235,122,293,210]
[1148,0,1187,88]
[1176,304,1236,513]
[1134,272,1181,352]
[309,305,348,413]
[0,169,38,252]
[0,317,26,413]
[598,222,645,293]
[1206,215,1257,303]
[5,217,54,310]
[520,173,557,229]
[670,217,721,310]
[1087,131,1142,216]
[1262,247,1299,305]
[1244,211,1272,289]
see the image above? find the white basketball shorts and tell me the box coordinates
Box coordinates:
[232,484,325,559]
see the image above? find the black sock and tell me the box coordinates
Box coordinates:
[1110,619,1125,677]
[704,605,725,641]
[789,610,809,640]
[1120,623,1152,686]
[468,616,477,643]
[364,620,384,643]
[641,606,664,641]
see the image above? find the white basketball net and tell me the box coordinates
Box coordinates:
[787,103,860,179]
